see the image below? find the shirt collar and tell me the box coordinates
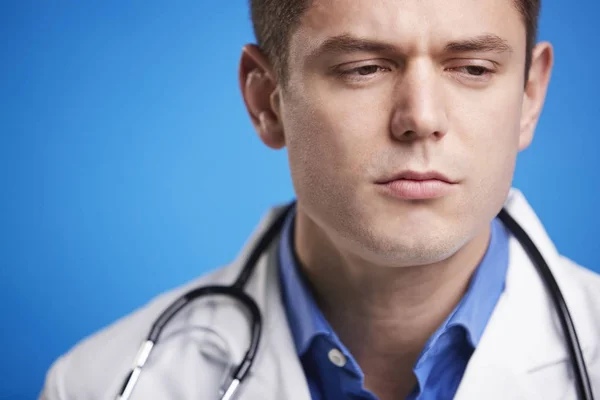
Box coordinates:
[278,204,332,355]
[445,217,510,347]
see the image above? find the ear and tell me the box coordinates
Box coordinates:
[519,42,554,151]
[239,44,285,149]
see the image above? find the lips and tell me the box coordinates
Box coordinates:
[377,170,455,184]
[376,170,457,200]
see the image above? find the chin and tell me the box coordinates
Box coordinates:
[333,212,461,268]
[378,229,462,266]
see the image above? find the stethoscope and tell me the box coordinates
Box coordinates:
[116,202,595,400]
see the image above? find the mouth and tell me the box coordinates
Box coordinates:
[375,170,457,200]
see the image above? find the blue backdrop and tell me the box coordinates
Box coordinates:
[1,1,599,398]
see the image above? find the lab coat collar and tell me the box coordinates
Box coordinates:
[196,188,596,400]
[454,189,596,399]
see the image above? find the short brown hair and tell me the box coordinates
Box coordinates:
[250,0,540,83]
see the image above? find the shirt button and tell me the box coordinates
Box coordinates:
[328,348,347,367]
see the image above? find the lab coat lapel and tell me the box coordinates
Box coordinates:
[237,232,312,400]
[452,236,554,400]
[454,190,596,400]
[197,208,311,400]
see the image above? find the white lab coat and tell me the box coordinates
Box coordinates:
[40,188,600,400]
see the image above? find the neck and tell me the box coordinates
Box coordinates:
[293,205,492,399]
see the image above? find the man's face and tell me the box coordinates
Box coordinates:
[275,0,538,266]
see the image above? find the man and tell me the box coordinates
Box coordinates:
[41,0,600,399]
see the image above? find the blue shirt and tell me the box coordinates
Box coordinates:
[278,206,510,400]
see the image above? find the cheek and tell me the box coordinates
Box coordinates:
[452,79,522,161]
[453,84,523,211]
[281,94,341,206]
[282,84,388,188]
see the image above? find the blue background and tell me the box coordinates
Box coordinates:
[1,1,599,398]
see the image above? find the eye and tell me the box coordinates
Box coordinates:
[353,65,384,76]
[446,63,496,84]
[337,64,390,78]
[450,65,494,78]
[462,65,491,76]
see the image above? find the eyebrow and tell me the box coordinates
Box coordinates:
[444,34,513,54]
[307,34,398,60]
[307,33,513,61]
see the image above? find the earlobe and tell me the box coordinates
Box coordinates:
[519,42,554,151]
[239,45,286,149]
[258,109,286,149]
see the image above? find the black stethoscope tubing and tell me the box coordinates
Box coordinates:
[498,208,593,400]
[116,203,594,400]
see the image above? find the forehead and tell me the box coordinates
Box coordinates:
[291,0,525,57]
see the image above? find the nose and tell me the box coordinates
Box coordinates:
[390,60,448,142]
